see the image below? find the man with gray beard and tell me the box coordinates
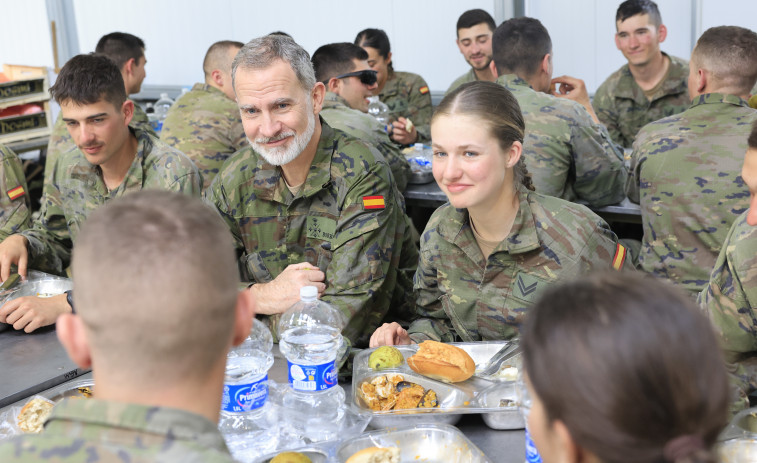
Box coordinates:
[205,35,417,348]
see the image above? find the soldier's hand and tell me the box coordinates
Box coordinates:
[0,293,70,333]
[390,117,418,146]
[249,262,326,315]
[0,234,29,282]
[550,75,600,124]
[370,322,413,347]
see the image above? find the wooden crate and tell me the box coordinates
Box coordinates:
[0,64,49,110]
[0,101,52,144]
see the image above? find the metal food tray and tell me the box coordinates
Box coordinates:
[351,342,523,430]
[44,379,94,403]
[336,423,491,463]
[408,170,434,184]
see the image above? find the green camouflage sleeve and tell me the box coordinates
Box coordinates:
[404,74,432,144]
[20,156,72,275]
[592,81,628,148]
[376,130,409,192]
[625,135,645,203]
[0,145,31,240]
[407,209,458,343]
[700,213,757,409]
[568,105,628,207]
[321,157,408,345]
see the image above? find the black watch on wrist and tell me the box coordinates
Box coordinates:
[65,289,75,314]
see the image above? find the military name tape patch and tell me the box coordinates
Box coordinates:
[7,186,25,200]
[612,243,627,270]
[419,86,429,94]
[362,195,385,209]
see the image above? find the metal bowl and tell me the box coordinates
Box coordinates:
[477,382,525,430]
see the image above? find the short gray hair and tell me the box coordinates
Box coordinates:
[232,35,316,93]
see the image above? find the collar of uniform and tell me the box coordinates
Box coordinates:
[322,91,349,110]
[89,126,147,196]
[496,74,531,91]
[251,117,335,203]
[614,52,687,101]
[191,82,225,97]
[45,398,229,452]
[437,184,541,256]
[690,92,749,109]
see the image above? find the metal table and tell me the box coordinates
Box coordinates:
[0,332,524,461]
[404,181,642,224]
[0,327,89,409]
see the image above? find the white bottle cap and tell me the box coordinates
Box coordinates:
[300,286,318,299]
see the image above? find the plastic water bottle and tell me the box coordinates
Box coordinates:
[278,286,347,442]
[151,93,174,132]
[219,319,278,459]
[367,96,390,130]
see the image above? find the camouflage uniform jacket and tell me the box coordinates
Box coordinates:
[0,144,31,240]
[496,74,627,207]
[44,101,154,185]
[407,185,628,342]
[626,93,756,295]
[205,120,417,347]
[699,211,757,408]
[0,398,235,462]
[445,68,478,95]
[380,70,432,144]
[321,91,410,191]
[160,83,247,191]
[593,53,690,148]
[22,128,202,275]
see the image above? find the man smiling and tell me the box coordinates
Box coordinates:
[206,35,416,348]
[446,9,498,95]
[0,54,201,333]
[593,0,690,148]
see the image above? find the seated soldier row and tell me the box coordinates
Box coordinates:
[0,0,755,413]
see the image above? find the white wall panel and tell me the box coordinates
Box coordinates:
[0,0,54,67]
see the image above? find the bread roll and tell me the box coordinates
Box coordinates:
[407,340,475,383]
[17,397,54,433]
[346,446,400,463]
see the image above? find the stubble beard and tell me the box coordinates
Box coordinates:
[251,109,316,166]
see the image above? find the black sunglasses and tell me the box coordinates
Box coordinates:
[333,69,377,86]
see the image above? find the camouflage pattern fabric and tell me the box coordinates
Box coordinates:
[445,68,478,95]
[321,91,410,191]
[407,185,629,342]
[593,54,690,148]
[0,398,235,462]
[45,102,155,186]
[205,120,417,347]
[379,71,433,144]
[626,93,757,295]
[160,83,247,191]
[496,74,627,207]
[21,128,201,275]
[699,211,757,412]
[0,144,31,240]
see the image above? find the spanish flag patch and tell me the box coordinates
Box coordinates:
[7,185,25,201]
[419,86,429,95]
[612,243,627,270]
[362,195,385,210]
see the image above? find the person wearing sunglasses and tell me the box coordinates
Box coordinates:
[355,28,433,146]
[520,272,730,463]
[312,42,410,192]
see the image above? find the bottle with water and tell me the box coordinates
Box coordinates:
[278,286,347,442]
[366,95,390,131]
[151,93,174,132]
[219,319,278,459]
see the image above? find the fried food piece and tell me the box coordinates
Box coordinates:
[395,383,425,409]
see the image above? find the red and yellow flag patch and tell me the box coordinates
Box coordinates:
[7,185,25,201]
[419,86,429,95]
[612,243,627,270]
[362,195,385,210]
